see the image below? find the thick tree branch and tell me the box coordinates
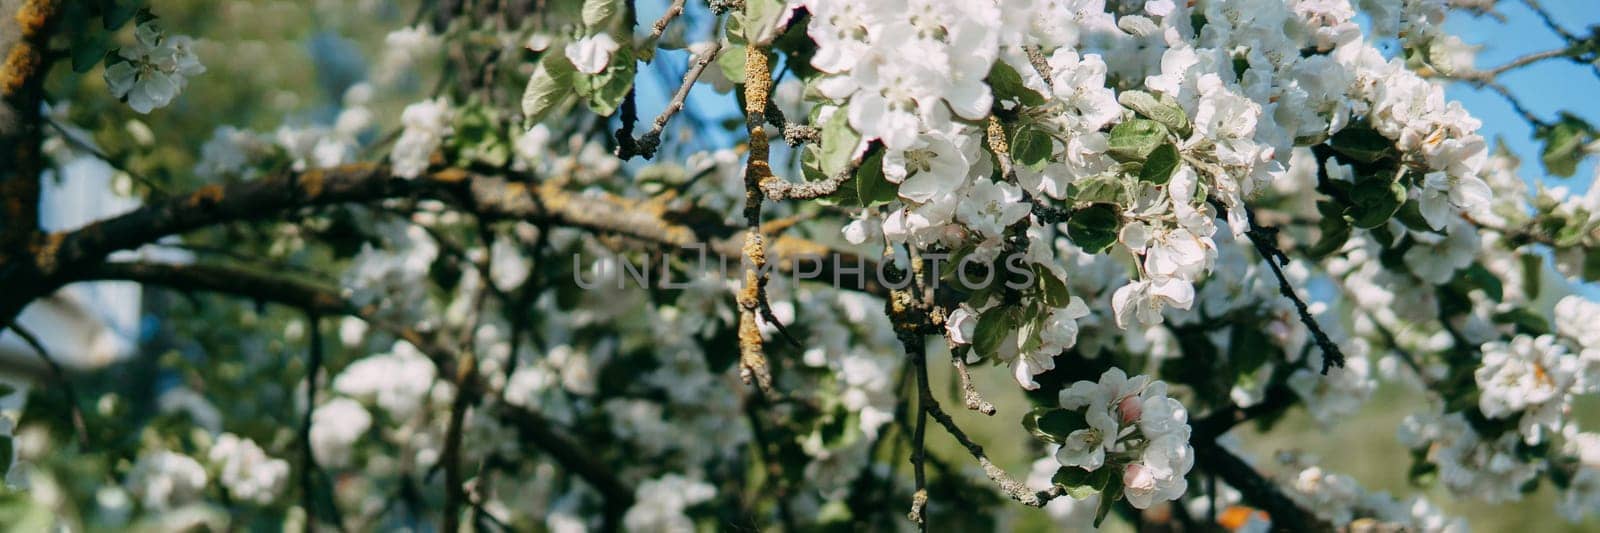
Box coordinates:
[0,162,886,330]
[0,0,64,253]
[1191,440,1333,533]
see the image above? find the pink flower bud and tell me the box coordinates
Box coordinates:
[1124,463,1157,492]
[1118,395,1143,424]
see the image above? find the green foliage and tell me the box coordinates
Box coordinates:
[1106,119,1168,163]
[1023,407,1087,444]
[1139,143,1180,184]
[974,308,1018,359]
[1066,204,1120,254]
[1535,112,1595,178]
[987,61,1046,107]
[1328,125,1395,163]
[522,52,578,124]
[450,102,511,168]
[854,151,896,207]
[1346,172,1406,229]
[1117,90,1190,137]
[818,108,861,177]
[1009,126,1054,170]
[581,0,619,28]
[1052,466,1114,500]
[573,43,637,116]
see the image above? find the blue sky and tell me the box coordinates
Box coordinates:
[1446,1,1599,194]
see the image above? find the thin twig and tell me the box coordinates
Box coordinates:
[907,334,930,530]
[298,311,342,532]
[1216,200,1346,374]
[1520,0,1579,42]
[647,0,686,42]
[618,34,723,159]
[901,331,1065,509]
[950,354,995,415]
[5,324,88,447]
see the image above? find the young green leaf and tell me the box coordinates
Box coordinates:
[1067,204,1121,254]
[1328,126,1394,163]
[1010,126,1054,170]
[856,151,896,207]
[1117,90,1190,136]
[522,52,577,123]
[1535,113,1594,178]
[973,308,1017,358]
[1139,143,1180,184]
[818,109,861,177]
[1107,119,1168,162]
[1346,175,1405,229]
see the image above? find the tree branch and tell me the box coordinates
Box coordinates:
[618,38,722,159]
[73,260,637,509]
[1213,200,1346,374]
[0,0,65,253]
[0,162,887,330]
[3,322,87,446]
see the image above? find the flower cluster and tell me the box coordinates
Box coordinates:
[1051,369,1193,510]
[206,433,289,505]
[391,98,454,179]
[104,20,205,114]
[1475,334,1597,444]
[622,474,716,532]
[1271,451,1466,531]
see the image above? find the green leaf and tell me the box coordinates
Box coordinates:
[1035,266,1072,308]
[818,108,861,177]
[1307,205,1351,258]
[1052,466,1113,499]
[1493,307,1551,335]
[739,0,789,45]
[581,0,619,28]
[1460,263,1504,302]
[71,32,113,73]
[522,52,577,123]
[0,491,51,531]
[1346,175,1405,229]
[1583,247,1600,283]
[1139,143,1180,184]
[102,0,143,30]
[973,308,1017,358]
[1009,126,1053,170]
[1022,407,1088,443]
[1535,113,1593,178]
[573,44,636,116]
[1394,199,1437,233]
[1067,204,1120,254]
[988,61,1046,107]
[1117,90,1190,136]
[1329,126,1394,163]
[1107,119,1168,162]
[1522,253,1544,298]
[1094,475,1123,527]
[1070,175,1130,205]
[856,151,896,207]
[718,44,747,84]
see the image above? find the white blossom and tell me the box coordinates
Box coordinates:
[207,434,289,505]
[309,398,371,468]
[126,450,208,510]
